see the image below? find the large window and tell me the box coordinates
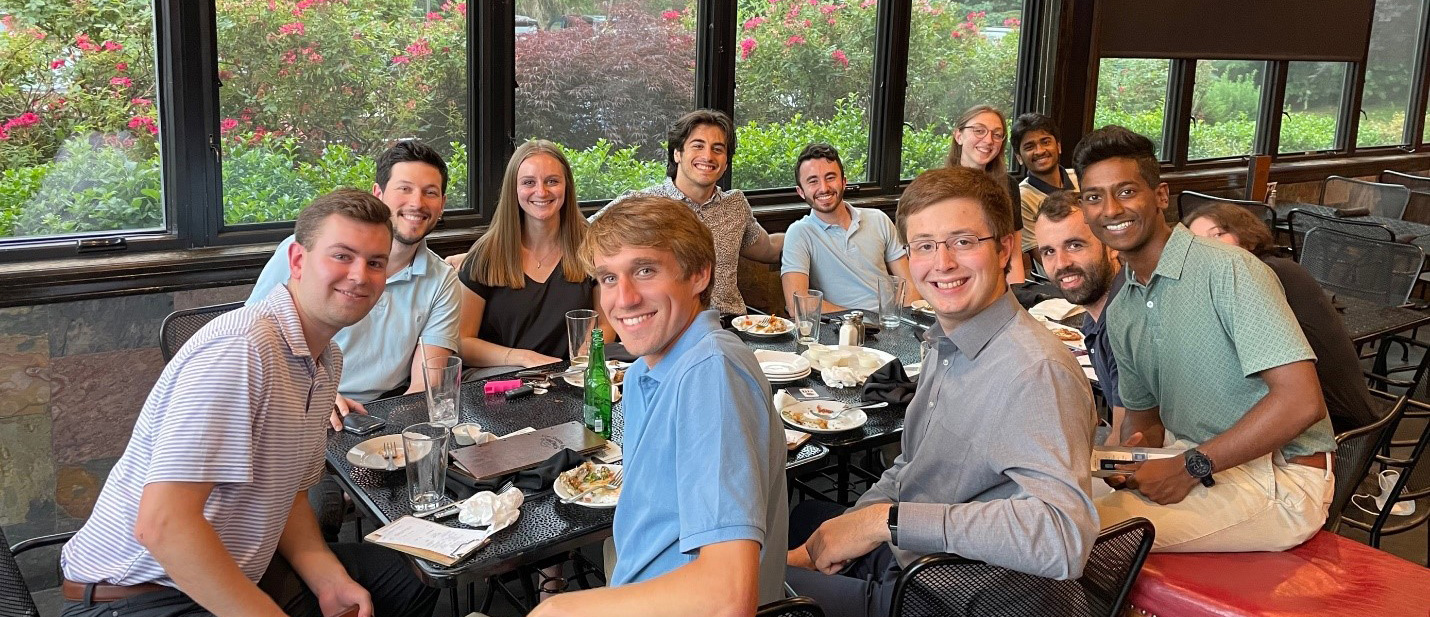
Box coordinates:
[1093,58,1170,159]
[0,3,162,241]
[734,0,876,188]
[514,1,693,202]
[901,1,1023,178]
[1280,61,1348,154]
[1357,0,1425,147]
[1188,60,1264,160]
[217,0,469,225]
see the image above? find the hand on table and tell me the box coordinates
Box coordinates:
[802,504,889,575]
[330,394,368,431]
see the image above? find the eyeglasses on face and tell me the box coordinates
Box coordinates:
[906,235,997,257]
[960,125,1006,142]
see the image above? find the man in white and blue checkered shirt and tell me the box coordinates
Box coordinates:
[60,189,437,617]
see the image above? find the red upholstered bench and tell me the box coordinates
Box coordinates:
[1126,531,1430,616]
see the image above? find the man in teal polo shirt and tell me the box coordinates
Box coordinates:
[1074,126,1335,552]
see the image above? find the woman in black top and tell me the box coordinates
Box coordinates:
[450,140,597,370]
[946,104,1026,283]
[1185,203,1379,432]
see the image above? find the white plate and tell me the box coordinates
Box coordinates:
[554,463,622,508]
[347,434,406,470]
[910,300,935,316]
[1042,322,1086,350]
[801,345,898,374]
[732,314,796,337]
[563,360,631,388]
[767,369,812,384]
[753,349,812,377]
[779,401,868,433]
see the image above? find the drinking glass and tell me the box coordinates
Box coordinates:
[879,276,906,329]
[793,290,824,346]
[423,356,461,427]
[566,309,598,367]
[402,422,450,512]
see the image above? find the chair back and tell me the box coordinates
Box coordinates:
[159,301,244,361]
[0,527,39,617]
[1299,227,1422,307]
[1320,175,1411,220]
[1378,170,1430,193]
[1177,191,1276,230]
[757,596,825,617]
[889,518,1154,617]
[1286,208,1396,258]
[1326,390,1409,532]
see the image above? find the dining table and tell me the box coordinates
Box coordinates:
[326,350,832,613]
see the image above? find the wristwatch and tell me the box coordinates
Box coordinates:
[887,504,899,547]
[1184,448,1215,487]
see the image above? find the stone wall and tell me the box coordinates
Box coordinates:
[0,283,252,590]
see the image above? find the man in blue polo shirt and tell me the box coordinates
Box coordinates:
[532,194,788,617]
[781,143,920,315]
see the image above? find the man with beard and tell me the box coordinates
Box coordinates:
[1013,113,1079,255]
[780,143,921,315]
[249,140,461,417]
[1033,190,1125,441]
[1075,126,1333,552]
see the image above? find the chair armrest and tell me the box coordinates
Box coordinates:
[10,530,76,556]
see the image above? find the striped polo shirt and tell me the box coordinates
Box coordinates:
[61,285,341,587]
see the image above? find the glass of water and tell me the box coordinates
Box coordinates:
[423,355,461,427]
[402,422,450,512]
[565,309,598,367]
[879,276,907,329]
[793,290,824,346]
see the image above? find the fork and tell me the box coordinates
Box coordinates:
[562,469,624,504]
[382,441,397,472]
[810,401,886,420]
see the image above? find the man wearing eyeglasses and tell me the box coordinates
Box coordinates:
[784,167,1098,617]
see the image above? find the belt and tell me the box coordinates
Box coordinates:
[62,579,168,603]
[1287,452,1329,469]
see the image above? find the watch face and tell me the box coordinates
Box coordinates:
[1186,451,1214,478]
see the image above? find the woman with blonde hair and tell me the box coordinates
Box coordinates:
[947,104,1026,282]
[450,140,597,372]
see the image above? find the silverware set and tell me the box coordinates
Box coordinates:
[382,441,397,472]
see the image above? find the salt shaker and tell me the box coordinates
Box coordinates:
[839,311,866,347]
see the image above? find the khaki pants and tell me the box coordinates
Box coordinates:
[1094,439,1333,553]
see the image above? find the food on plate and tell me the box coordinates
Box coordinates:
[738,315,792,334]
[611,367,626,386]
[561,461,617,501]
[1050,327,1083,342]
[783,408,830,430]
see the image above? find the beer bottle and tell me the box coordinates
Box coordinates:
[583,328,613,439]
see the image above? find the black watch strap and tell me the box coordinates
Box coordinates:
[887,504,899,546]
[1185,448,1216,487]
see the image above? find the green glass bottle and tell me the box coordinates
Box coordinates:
[582,328,612,439]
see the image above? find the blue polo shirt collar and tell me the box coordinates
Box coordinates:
[386,240,433,284]
[808,202,860,234]
[638,309,723,385]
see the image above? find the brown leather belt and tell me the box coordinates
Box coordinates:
[62,579,168,603]
[1288,452,1329,469]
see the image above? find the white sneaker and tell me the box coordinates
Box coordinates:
[1352,470,1416,517]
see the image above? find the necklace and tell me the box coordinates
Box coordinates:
[526,243,563,269]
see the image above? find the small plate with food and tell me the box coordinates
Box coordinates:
[563,361,631,388]
[910,299,935,316]
[346,434,405,470]
[1042,322,1086,350]
[732,314,796,337]
[555,462,622,508]
[779,400,868,434]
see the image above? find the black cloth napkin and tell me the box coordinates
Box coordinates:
[1333,206,1371,218]
[446,448,589,495]
[1012,281,1061,309]
[604,342,638,363]
[861,359,915,405]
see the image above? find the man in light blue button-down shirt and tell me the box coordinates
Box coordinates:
[248,140,461,421]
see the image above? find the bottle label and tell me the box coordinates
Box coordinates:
[594,417,604,433]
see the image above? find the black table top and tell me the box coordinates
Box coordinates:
[327,361,830,586]
[1331,293,1430,345]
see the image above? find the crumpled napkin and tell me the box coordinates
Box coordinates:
[803,345,887,388]
[457,486,524,531]
[773,389,798,411]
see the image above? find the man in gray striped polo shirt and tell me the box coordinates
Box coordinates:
[60,190,437,617]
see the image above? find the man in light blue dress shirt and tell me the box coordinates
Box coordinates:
[532,194,787,617]
[248,140,461,418]
[781,143,920,315]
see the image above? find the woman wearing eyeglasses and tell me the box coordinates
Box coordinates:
[946,105,1027,283]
